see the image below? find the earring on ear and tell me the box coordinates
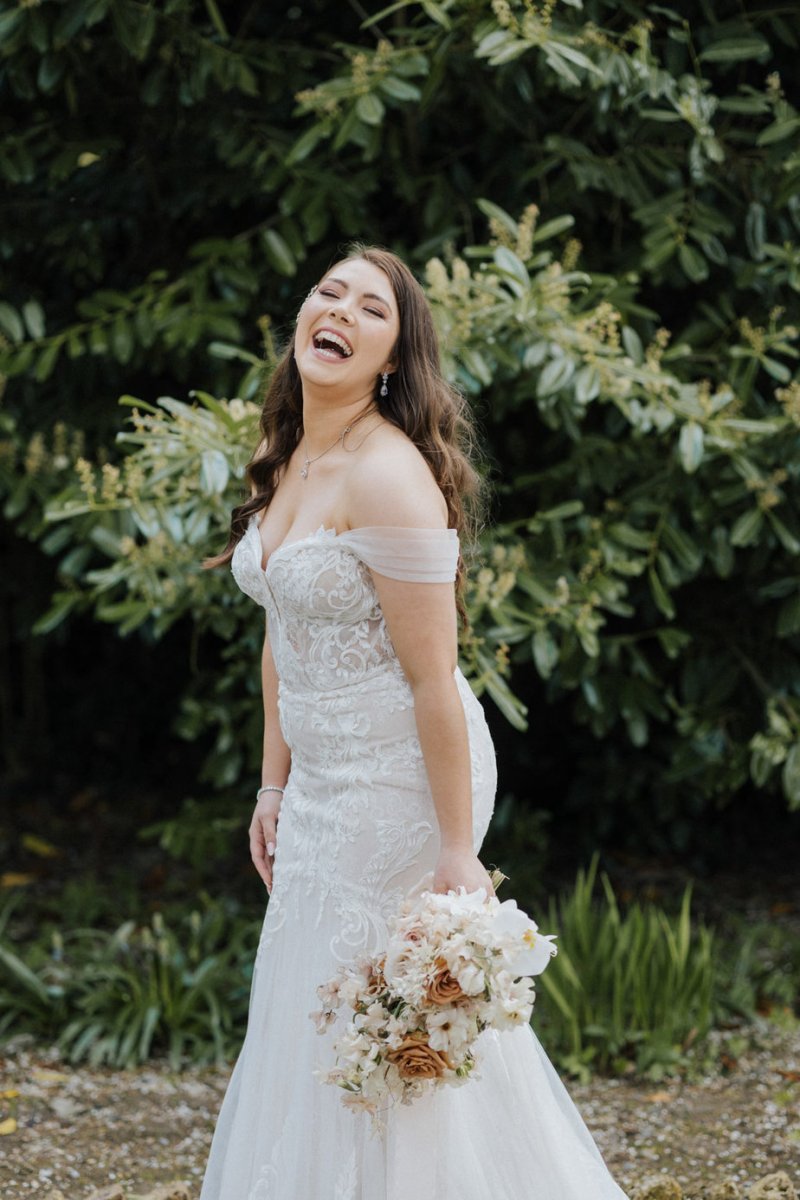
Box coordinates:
[380,372,389,397]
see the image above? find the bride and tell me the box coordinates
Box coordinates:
[200,245,629,1199]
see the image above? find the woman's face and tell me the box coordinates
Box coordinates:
[293,257,400,397]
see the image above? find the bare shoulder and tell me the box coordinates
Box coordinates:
[347,422,448,529]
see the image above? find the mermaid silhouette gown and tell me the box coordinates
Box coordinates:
[199,513,629,1200]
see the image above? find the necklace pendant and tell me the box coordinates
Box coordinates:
[300,463,309,479]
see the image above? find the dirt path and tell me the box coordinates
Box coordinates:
[1,1020,798,1198]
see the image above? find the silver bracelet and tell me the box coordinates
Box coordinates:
[257,785,285,800]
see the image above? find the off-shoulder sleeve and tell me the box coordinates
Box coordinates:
[337,526,459,583]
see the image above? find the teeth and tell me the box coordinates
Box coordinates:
[314,330,352,357]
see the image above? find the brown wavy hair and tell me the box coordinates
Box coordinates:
[204,243,485,623]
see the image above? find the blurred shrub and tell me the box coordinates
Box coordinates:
[713,915,800,1021]
[2,0,799,856]
[17,218,800,833]
[535,854,715,1080]
[0,897,257,1067]
[5,859,798,1078]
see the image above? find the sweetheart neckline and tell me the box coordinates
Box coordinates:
[253,521,340,576]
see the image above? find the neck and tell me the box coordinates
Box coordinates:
[300,384,377,455]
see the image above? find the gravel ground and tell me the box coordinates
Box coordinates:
[0,1019,798,1199]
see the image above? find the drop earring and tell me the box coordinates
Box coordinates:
[380,372,389,397]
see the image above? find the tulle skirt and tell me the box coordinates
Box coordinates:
[199,880,629,1200]
[200,674,628,1199]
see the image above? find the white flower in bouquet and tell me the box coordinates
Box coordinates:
[492,898,558,975]
[425,1006,477,1055]
[451,958,486,996]
[309,1005,337,1033]
[355,1000,390,1038]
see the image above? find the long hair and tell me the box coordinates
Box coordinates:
[204,244,485,624]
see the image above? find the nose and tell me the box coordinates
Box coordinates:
[328,299,354,324]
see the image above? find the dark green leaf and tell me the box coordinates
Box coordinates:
[378,76,421,102]
[699,36,770,62]
[37,54,65,93]
[355,92,385,126]
[730,508,764,547]
[777,594,800,638]
[0,303,24,343]
[22,300,46,340]
[532,628,559,678]
[757,116,800,147]
[33,341,61,381]
[262,230,296,277]
[648,567,675,619]
[782,744,800,811]
[678,243,708,282]
[678,422,704,473]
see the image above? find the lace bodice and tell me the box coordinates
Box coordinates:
[229,510,494,964]
[231,514,460,696]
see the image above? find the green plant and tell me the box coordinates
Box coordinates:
[713,916,800,1021]
[0,899,259,1067]
[59,906,256,1066]
[535,854,715,1080]
[4,869,799,1078]
[140,796,245,871]
[0,894,67,1041]
[3,0,800,861]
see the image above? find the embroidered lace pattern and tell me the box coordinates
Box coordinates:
[230,516,496,964]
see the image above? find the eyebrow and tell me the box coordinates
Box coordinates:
[325,276,393,311]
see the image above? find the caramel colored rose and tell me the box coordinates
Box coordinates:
[426,967,466,1006]
[385,1033,451,1079]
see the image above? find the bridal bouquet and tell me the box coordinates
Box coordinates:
[310,874,557,1131]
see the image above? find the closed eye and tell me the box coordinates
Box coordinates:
[319,288,386,318]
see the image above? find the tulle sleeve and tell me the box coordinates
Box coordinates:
[337,526,459,583]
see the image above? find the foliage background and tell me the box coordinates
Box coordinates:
[2,0,800,930]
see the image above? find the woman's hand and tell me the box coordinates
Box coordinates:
[432,845,496,898]
[249,791,283,893]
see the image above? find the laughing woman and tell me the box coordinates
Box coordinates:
[199,244,630,1200]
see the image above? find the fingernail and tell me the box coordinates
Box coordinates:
[267,842,275,855]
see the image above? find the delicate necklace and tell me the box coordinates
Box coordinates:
[299,405,376,479]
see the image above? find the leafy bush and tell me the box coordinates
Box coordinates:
[0,895,65,1043]
[2,0,800,857]
[23,212,800,832]
[0,898,258,1067]
[535,854,715,1080]
[713,915,800,1021]
[3,860,796,1077]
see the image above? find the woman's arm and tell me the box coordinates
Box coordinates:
[247,460,292,893]
[347,446,495,897]
[371,576,494,896]
[249,616,292,893]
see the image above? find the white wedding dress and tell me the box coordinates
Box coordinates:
[200,514,629,1200]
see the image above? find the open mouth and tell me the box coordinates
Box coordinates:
[312,329,353,359]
